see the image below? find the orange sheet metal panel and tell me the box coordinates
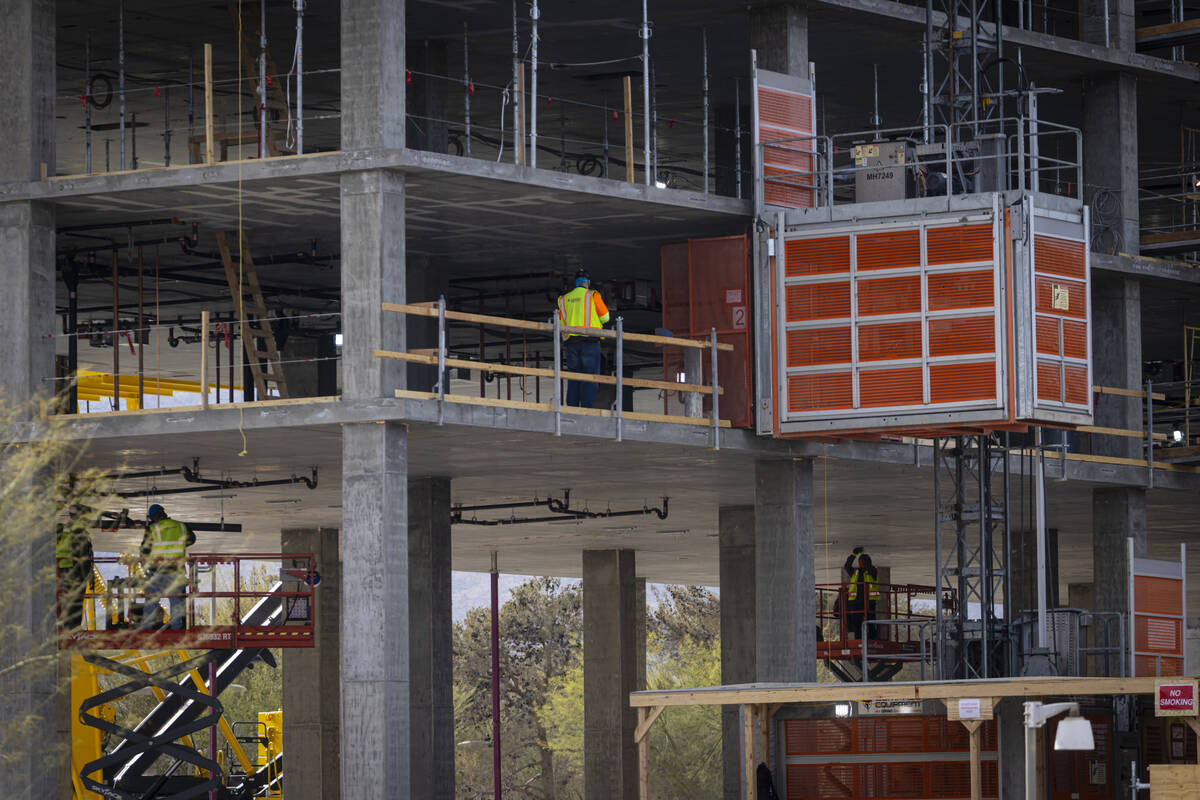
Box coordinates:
[783,716,999,800]
[856,230,921,271]
[928,270,994,310]
[857,321,921,362]
[759,84,815,209]
[926,224,994,264]
[787,282,851,321]
[1036,360,1062,403]
[857,275,921,316]
[859,367,923,407]
[786,236,851,276]
[789,373,853,411]
[661,235,753,427]
[1035,235,1087,280]
[929,317,994,357]
[788,327,851,366]
[1135,576,1185,616]
[930,362,997,404]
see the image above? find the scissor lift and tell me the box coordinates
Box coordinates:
[60,553,317,800]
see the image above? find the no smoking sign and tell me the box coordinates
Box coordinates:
[1156,680,1198,717]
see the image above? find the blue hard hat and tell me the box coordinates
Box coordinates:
[147,504,165,519]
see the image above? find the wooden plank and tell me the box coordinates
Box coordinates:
[629,675,1184,708]
[623,75,635,183]
[204,44,215,165]
[1093,384,1166,401]
[1077,424,1167,442]
[373,349,720,394]
[758,703,769,770]
[743,704,757,800]
[963,720,982,800]
[634,705,665,742]
[1136,17,1200,39]
[637,707,650,800]
[394,389,732,428]
[382,302,734,350]
[1149,764,1200,800]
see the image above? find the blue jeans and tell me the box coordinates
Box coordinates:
[564,338,601,408]
[141,570,187,630]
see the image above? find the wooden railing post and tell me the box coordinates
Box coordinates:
[437,295,446,426]
[553,314,562,436]
[710,327,720,450]
[615,317,624,442]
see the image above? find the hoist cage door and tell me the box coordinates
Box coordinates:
[765,192,1093,437]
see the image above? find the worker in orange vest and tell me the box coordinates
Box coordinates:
[556,269,611,408]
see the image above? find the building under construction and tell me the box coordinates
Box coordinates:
[3,0,1200,797]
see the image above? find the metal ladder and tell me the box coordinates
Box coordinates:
[216,231,289,400]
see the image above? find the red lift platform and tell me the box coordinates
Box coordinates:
[57,552,318,650]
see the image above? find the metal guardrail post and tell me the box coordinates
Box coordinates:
[437,295,446,426]
[615,317,624,442]
[710,328,720,450]
[553,315,562,436]
[1146,380,1154,488]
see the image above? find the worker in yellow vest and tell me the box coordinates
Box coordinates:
[556,269,611,408]
[843,547,880,640]
[56,512,94,629]
[138,504,195,630]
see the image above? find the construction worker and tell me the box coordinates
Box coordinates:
[56,512,94,629]
[138,504,195,630]
[556,269,611,408]
[843,547,880,640]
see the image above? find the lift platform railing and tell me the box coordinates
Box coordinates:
[58,552,318,649]
[816,583,950,646]
[376,299,733,447]
[759,118,1082,210]
[1012,608,1126,677]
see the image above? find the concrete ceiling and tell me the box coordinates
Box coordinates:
[80,419,1200,609]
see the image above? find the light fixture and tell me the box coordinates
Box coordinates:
[1173,429,1184,443]
[334,332,344,347]
[1053,716,1095,751]
[834,703,852,718]
[654,180,667,189]
[675,371,687,383]
[1024,701,1095,797]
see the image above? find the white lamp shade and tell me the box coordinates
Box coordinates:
[1053,716,1095,751]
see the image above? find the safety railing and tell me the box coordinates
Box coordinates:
[57,552,318,649]
[759,117,1082,211]
[1011,608,1126,677]
[375,298,733,447]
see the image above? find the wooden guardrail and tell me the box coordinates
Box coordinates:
[378,301,733,445]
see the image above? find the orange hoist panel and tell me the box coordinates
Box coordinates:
[770,195,1092,436]
[756,63,817,209]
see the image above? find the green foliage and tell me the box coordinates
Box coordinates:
[0,398,111,793]
[454,577,583,799]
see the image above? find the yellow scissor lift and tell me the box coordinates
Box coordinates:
[65,553,317,799]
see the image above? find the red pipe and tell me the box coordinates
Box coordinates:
[491,552,502,799]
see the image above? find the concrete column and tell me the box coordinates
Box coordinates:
[1082,75,1138,256]
[750,2,809,76]
[754,459,816,682]
[0,5,58,796]
[997,697,1025,800]
[341,422,409,800]
[719,506,755,800]
[1092,487,1146,618]
[407,477,453,800]
[341,0,404,152]
[1080,0,1134,49]
[409,39,449,154]
[583,549,642,800]
[1090,275,1141,459]
[282,527,342,800]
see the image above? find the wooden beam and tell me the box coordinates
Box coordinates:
[381,302,734,350]
[203,43,215,165]
[758,703,770,770]
[623,75,635,183]
[637,707,650,800]
[962,719,983,800]
[743,704,757,800]
[373,348,721,395]
[634,704,665,742]
[1093,384,1166,401]
[393,389,732,428]
[630,675,1184,708]
[1136,17,1200,39]
[1076,424,1167,442]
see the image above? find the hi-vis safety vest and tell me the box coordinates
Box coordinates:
[557,287,609,336]
[848,569,880,602]
[147,518,189,567]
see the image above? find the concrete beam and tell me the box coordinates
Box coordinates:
[341,421,410,799]
[754,459,816,682]
[282,527,341,800]
[408,476,453,800]
[1090,274,1142,460]
[1092,251,1200,285]
[583,549,643,800]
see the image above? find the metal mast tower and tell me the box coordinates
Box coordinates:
[933,435,1012,679]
